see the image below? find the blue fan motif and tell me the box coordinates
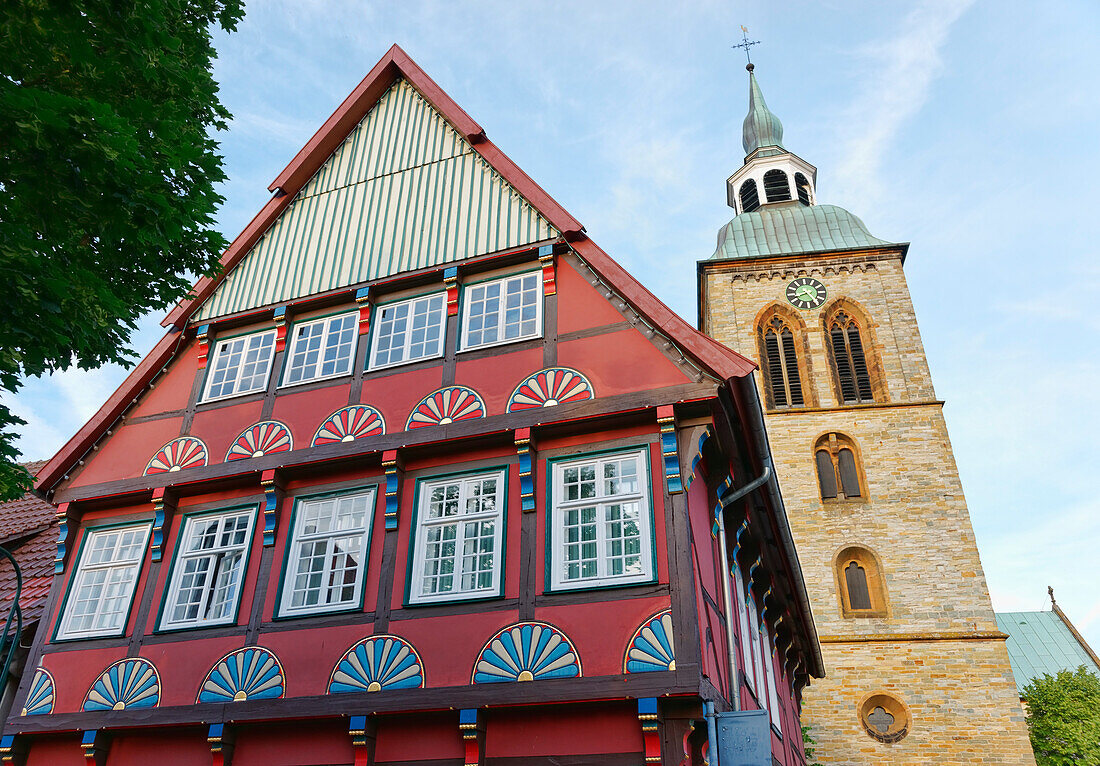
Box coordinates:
[329,635,424,693]
[198,647,284,703]
[625,610,676,673]
[22,668,55,716]
[473,622,580,683]
[83,659,160,711]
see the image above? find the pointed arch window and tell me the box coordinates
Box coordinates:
[739,179,760,213]
[814,433,865,501]
[759,316,804,408]
[835,546,887,618]
[795,173,811,206]
[763,169,791,202]
[829,311,874,404]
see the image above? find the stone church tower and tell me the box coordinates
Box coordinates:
[698,64,1036,764]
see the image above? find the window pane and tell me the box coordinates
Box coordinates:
[816,450,838,500]
[845,562,872,610]
[207,332,274,399]
[463,274,539,349]
[284,490,373,614]
[163,511,252,628]
[838,448,861,498]
[372,295,445,368]
[61,526,147,638]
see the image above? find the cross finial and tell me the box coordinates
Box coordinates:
[733,25,760,70]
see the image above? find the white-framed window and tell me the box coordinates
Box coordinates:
[279,488,376,617]
[735,566,756,693]
[283,312,358,385]
[56,524,150,640]
[461,271,542,350]
[763,634,784,733]
[369,293,446,370]
[159,508,255,630]
[549,448,654,591]
[749,593,768,703]
[408,469,506,605]
[203,330,276,401]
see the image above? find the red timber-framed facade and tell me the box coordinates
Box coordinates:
[3,46,822,766]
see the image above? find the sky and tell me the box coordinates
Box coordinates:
[7,0,1100,649]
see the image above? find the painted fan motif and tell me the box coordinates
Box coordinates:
[82,659,160,711]
[312,405,386,446]
[406,386,485,430]
[22,668,54,716]
[328,635,424,693]
[198,647,285,703]
[624,610,676,673]
[225,421,293,461]
[144,436,209,475]
[507,368,594,412]
[473,622,580,683]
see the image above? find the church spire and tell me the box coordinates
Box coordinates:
[742,64,785,156]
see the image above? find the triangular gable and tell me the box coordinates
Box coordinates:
[195,78,557,321]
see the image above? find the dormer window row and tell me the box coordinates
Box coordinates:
[200,268,544,404]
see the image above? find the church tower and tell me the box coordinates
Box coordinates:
[698,64,1037,764]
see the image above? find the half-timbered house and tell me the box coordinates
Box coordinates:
[2,46,822,766]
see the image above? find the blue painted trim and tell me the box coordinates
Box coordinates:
[262,480,278,546]
[53,514,69,574]
[516,434,534,512]
[638,696,659,718]
[658,417,682,494]
[355,287,370,302]
[459,708,478,727]
[537,244,553,258]
[686,427,711,489]
[384,458,400,531]
[150,502,166,563]
[443,266,458,280]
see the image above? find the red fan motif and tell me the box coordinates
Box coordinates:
[144,437,209,475]
[507,368,594,412]
[312,405,386,446]
[406,387,486,430]
[226,421,293,461]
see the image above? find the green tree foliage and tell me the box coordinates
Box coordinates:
[0,0,244,499]
[1022,666,1100,765]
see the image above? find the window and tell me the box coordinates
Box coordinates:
[735,567,755,693]
[763,169,791,202]
[370,293,446,369]
[203,330,276,401]
[859,693,910,743]
[461,272,542,350]
[836,546,888,618]
[814,433,865,501]
[57,524,149,640]
[549,448,654,591]
[763,638,784,733]
[409,469,506,604]
[795,172,811,206]
[283,312,357,385]
[739,179,760,213]
[279,488,376,616]
[829,311,874,403]
[749,595,767,701]
[160,508,255,630]
[760,315,804,408]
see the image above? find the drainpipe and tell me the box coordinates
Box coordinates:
[704,701,719,766]
[715,465,771,713]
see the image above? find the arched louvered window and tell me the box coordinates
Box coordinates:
[763,169,791,202]
[739,179,760,213]
[814,433,865,501]
[844,562,872,609]
[836,546,887,617]
[760,316,804,408]
[829,311,874,404]
[795,172,811,206]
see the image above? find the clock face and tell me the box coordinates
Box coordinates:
[786,277,827,310]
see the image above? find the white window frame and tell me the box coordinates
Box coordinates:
[278,487,377,617]
[408,469,507,605]
[735,566,756,693]
[459,270,543,351]
[368,292,447,371]
[763,632,784,733]
[159,507,256,631]
[548,447,655,592]
[202,329,277,402]
[56,524,150,640]
[749,593,768,703]
[281,311,359,387]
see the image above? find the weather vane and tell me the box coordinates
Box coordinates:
[733,25,760,69]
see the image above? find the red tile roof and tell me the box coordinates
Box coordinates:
[0,463,57,625]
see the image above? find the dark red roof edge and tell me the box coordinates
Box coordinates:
[162,44,582,330]
[44,44,753,494]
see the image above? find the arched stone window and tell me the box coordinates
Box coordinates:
[814,433,865,500]
[835,546,887,618]
[827,309,875,404]
[739,179,760,213]
[794,172,811,205]
[760,316,804,408]
[763,169,791,202]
